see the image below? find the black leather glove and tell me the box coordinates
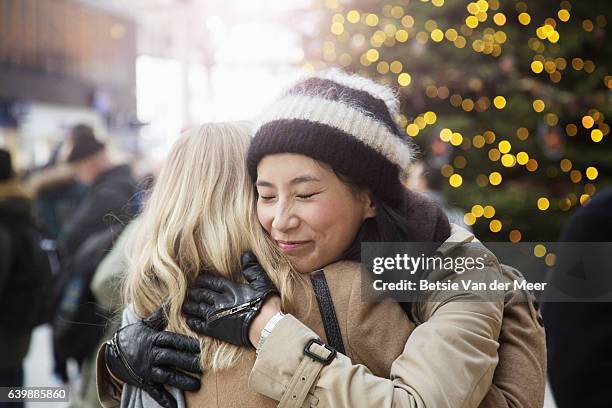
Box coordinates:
[105,307,202,408]
[182,251,278,347]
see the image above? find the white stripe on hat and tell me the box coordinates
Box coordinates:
[255,94,414,170]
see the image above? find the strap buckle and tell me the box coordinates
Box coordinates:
[303,338,336,366]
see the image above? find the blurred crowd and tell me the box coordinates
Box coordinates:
[0,124,146,407]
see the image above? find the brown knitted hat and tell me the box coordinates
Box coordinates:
[247,70,415,206]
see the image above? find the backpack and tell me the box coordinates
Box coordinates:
[0,217,53,331]
[52,226,122,361]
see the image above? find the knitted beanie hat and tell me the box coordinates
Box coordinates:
[247,70,415,206]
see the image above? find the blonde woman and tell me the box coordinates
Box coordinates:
[99,122,315,407]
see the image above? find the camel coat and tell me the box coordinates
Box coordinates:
[97,226,546,407]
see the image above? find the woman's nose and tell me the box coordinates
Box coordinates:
[271,203,299,232]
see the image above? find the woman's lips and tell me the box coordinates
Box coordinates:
[276,240,312,253]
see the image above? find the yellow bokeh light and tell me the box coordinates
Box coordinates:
[493,96,507,109]
[537,197,550,210]
[517,127,529,140]
[461,98,475,112]
[488,148,501,161]
[424,111,437,124]
[489,219,502,233]
[501,154,516,167]
[560,158,572,172]
[565,123,578,136]
[498,140,511,154]
[518,12,531,25]
[454,36,467,48]
[582,115,595,129]
[493,13,506,26]
[472,204,484,217]
[445,28,458,41]
[440,128,452,142]
[570,170,582,183]
[414,116,426,130]
[464,212,476,226]
[531,60,544,73]
[534,244,547,258]
[591,129,603,142]
[346,10,360,24]
[395,29,409,42]
[431,29,444,42]
[450,132,464,146]
[558,9,570,22]
[466,16,479,28]
[432,0,445,7]
[473,135,485,148]
[389,60,403,74]
[365,14,379,27]
[516,151,529,165]
[397,72,412,86]
[406,124,419,137]
[449,174,463,187]
[580,194,591,205]
[331,22,344,35]
[467,2,479,15]
[476,0,488,12]
[365,49,379,62]
[489,172,502,186]
[401,15,415,28]
[441,164,454,177]
[586,166,599,180]
[533,99,545,112]
[390,6,404,18]
[377,61,390,74]
[483,205,495,218]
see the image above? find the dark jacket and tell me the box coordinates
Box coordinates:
[0,181,37,370]
[543,188,612,408]
[56,164,136,258]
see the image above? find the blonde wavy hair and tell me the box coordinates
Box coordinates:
[125,122,311,371]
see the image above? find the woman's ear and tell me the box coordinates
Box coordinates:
[361,191,377,220]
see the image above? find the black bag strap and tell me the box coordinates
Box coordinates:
[310,270,346,355]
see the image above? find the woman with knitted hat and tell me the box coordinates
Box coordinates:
[100,72,545,407]
[181,70,545,407]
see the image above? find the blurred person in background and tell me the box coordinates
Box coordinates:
[543,187,612,408]
[28,141,87,240]
[55,124,136,258]
[51,124,137,382]
[0,148,51,408]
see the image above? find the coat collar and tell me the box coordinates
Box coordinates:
[435,223,478,255]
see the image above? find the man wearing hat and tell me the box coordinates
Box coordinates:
[56,124,137,258]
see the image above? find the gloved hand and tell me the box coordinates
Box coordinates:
[105,307,202,408]
[182,251,278,347]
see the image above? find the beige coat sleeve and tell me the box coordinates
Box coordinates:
[249,295,502,408]
[249,226,504,407]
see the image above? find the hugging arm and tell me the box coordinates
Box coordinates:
[184,252,504,408]
[96,307,202,408]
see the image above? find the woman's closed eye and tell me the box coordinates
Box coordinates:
[296,192,320,200]
[258,194,276,201]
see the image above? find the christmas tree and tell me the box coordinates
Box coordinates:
[304,0,611,244]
